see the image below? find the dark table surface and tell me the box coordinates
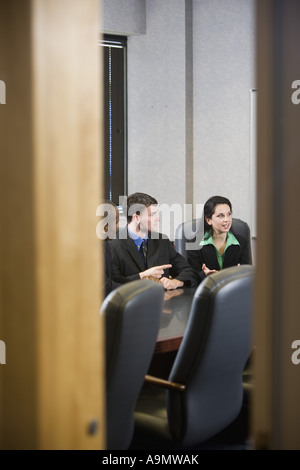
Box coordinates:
[155,286,198,353]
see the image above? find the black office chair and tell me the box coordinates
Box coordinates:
[131,265,254,450]
[175,217,252,264]
[101,279,164,450]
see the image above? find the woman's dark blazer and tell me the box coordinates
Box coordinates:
[187,231,251,283]
[109,227,199,286]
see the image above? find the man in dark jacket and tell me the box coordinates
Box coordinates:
[109,192,198,290]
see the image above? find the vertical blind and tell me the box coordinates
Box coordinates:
[100,35,127,205]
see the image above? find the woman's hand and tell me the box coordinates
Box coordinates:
[202,263,218,276]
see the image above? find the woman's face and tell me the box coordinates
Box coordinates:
[206,203,232,235]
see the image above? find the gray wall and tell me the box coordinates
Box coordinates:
[100,0,146,35]
[101,0,256,240]
[193,0,256,228]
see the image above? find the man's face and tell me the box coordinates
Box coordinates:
[138,204,160,234]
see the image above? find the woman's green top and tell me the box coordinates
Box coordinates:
[200,230,240,269]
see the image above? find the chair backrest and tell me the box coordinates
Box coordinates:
[166,264,254,447]
[101,279,164,450]
[175,217,252,264]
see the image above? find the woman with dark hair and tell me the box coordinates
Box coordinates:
[187,195,251,283]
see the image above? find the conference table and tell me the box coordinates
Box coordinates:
[155,286,198,354]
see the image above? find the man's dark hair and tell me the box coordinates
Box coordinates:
[124,192,158,223]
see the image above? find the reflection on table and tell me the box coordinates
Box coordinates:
[155,286,198,353]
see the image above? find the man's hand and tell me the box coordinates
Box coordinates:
[139,264,172,280]
[141,275,161,283]
[160,277,184,290]
[163,288,184,301]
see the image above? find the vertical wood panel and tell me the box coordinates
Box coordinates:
[0,0,105,449]
[254,0,300,449]
[253,0,275,449]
